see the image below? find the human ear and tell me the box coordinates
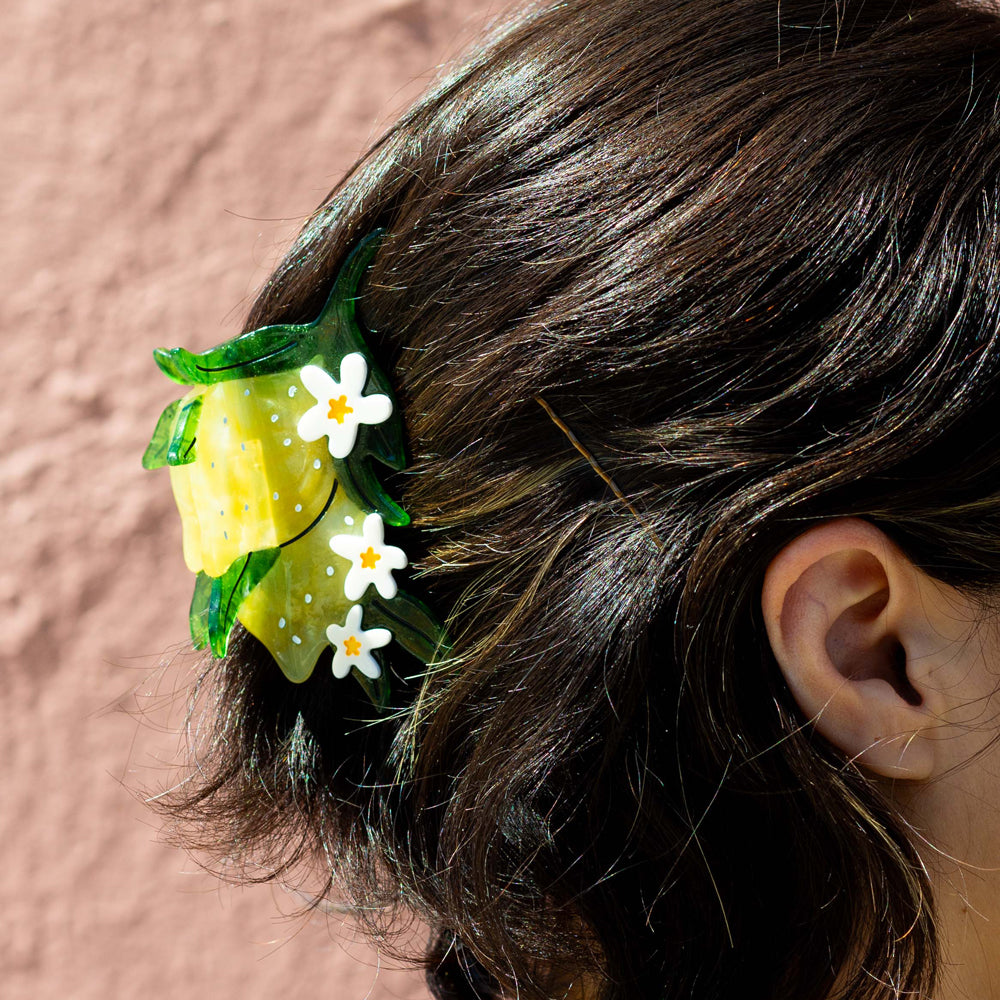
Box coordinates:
[761,518,962,780]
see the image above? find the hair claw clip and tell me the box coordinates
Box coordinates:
[144,232,444,707]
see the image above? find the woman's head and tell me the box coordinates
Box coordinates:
[160,1,1000,997]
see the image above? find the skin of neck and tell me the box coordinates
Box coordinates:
[889,732,1000,1000]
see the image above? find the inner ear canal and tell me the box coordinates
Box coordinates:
[890,640,923,706]
[825,587,924,707]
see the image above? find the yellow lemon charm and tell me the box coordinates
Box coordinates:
[143,232,445,703]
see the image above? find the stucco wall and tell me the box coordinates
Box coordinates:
[2,1,505,997]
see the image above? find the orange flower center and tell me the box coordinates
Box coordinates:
[359,546,381,570]
[327,395,354,423]
[343,636,362,657]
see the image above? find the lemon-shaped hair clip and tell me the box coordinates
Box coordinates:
[143,231,444,708]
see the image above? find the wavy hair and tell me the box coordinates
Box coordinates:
[159,2,1000,998]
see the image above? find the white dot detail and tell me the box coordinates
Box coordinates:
[278,617,286,629]
[344,515,354,526]
[313,459,321,470]
[273,491,279,500]
[294,503,302,512]
[288,385,298,397]
[292,635,302,645]
[270,414,279,423]
[283,438,291,447]
[244,388,250,396]
[304,593,312,604]
[326,566,334,576]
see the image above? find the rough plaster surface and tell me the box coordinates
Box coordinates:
[2,1,506,997]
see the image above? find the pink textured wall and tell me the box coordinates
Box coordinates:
[2,1,506,997]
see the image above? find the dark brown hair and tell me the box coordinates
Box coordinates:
[160,2,1000,998]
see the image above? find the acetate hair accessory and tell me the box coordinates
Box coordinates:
[143,231,444,708]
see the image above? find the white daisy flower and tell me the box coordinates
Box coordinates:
[296,355,393,459]
[329,512,408,601]
[326,604,391,679]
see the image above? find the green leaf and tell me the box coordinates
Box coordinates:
[352,670,392,712]
[166,394,202,466]
[361,416,407,471]
[153,327,313,386]
[334,450,410,527]
[366,591,447,665]
[309,229,384,363]
[142,400,181,470]
[207,548,281,657]
[143,395,203,469]
[189,572,213,650]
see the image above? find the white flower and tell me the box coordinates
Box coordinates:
[326,604,391,679]
[296,355,392,459]
[329,512,408,601]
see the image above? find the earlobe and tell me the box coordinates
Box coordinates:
[761,519,943,780]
